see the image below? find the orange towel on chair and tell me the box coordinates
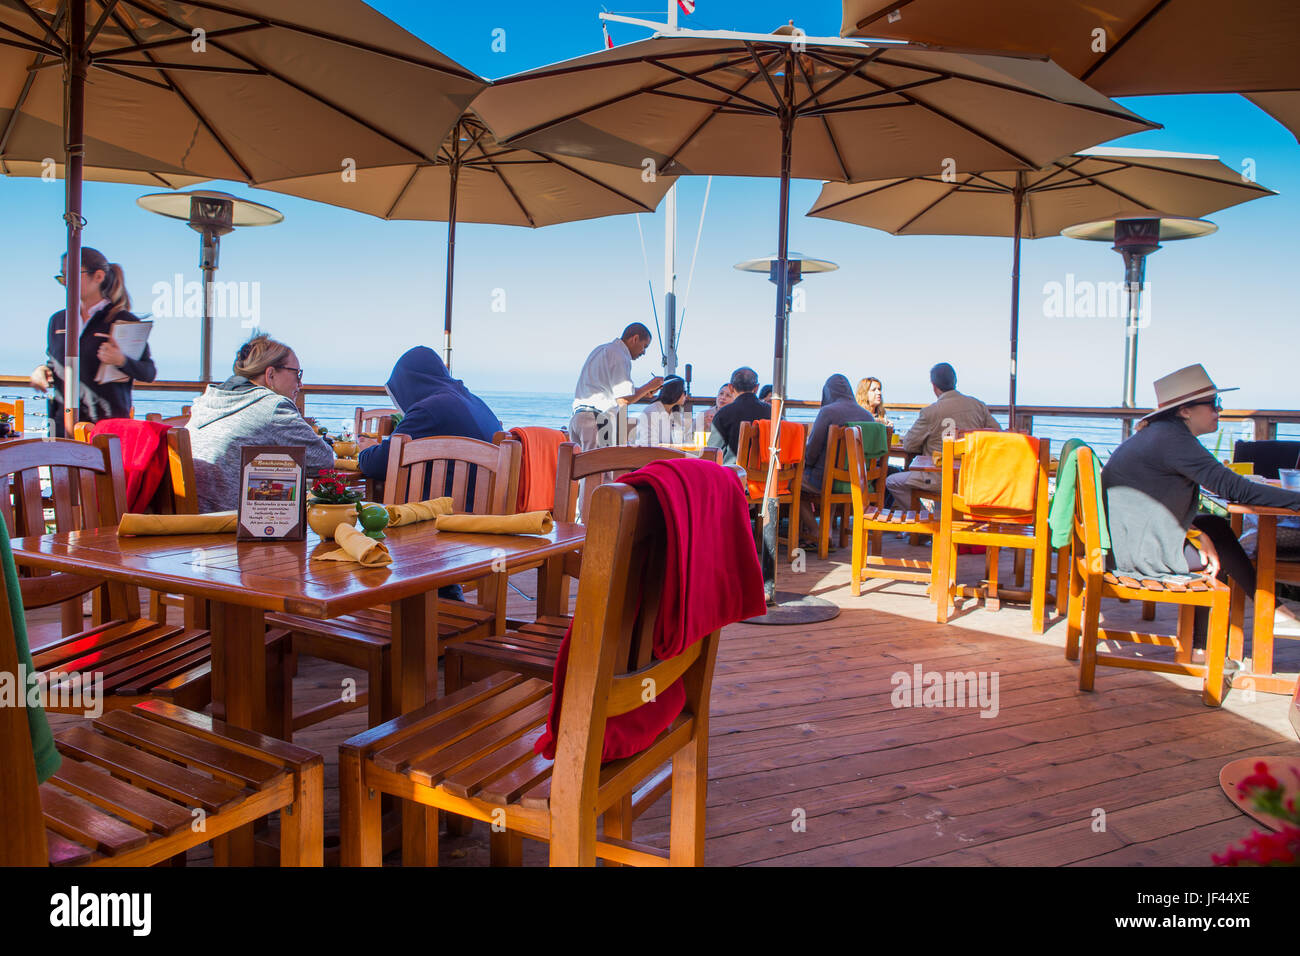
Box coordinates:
[958,431,1039,519]
[749,419,803,497]
[508,426,565,513]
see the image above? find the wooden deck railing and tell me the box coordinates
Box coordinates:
[5,375,1300,441]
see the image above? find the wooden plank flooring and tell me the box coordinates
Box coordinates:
[31,540,1300,866]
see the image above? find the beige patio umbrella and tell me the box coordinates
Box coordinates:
[472,27,1155,598]
[808,147,1277,422]
[1,0,484,432]
[840,1,1300,136]
[252,112,676,369]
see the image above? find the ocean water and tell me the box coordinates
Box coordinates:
[12,387,1297,464]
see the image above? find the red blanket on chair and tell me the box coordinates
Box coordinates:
[90,419,171,514]
[536,457,766,762]
[508,426,565,513]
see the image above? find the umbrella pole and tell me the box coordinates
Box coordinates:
[62,0,87,438]
[1008,177,1024,431]
[443,135,461,372]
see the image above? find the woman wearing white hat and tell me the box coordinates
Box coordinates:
[1102,364,1300,663]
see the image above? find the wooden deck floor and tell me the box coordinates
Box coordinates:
[33,542,1300,867]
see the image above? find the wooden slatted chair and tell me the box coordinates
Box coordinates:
[266,435,521,736]
[933,432,1054,634]
[354,406,399,442]
[813,422,891,560]
[1,436,222,713]
[845,426,941,597]
[737,419,806,560]
[1064,445,1229,706]
[340,480,721,866]
[444,443,720,698]
[0,570,324,865]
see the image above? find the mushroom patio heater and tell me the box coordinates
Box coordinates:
[137,190,284,383]
[1062,216,1217,429]
[734,251,840,624]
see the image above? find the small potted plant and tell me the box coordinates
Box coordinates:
[0,413,12,439]
[306,469,362,540]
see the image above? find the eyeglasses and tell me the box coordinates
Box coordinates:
[53,269,90,287]
[273,365,304,383]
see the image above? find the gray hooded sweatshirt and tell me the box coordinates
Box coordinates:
[186,376,334,512]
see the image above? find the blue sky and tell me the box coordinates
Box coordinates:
[3,0,1297,409]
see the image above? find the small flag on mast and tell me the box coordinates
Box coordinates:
[602,21,614,48]
[678,0,695,14]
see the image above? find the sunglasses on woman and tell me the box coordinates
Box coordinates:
[1189,399,1222,412]
[53,269,91,286]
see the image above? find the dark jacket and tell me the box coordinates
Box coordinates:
[804,374,874,489]
[359,347,503,479]
[1102,417,1300,578]
[45,305,156,436]
[711,391,771,456]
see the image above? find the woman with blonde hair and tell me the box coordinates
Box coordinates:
[30,247,156,435]
[855,376,893,429]
[187,334,334,511]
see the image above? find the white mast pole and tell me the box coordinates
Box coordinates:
[662,0,679,377]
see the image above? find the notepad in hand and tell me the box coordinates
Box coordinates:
[94,320,153,384]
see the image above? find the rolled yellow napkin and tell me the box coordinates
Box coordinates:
[385,497,453,527]
[333,458,360,472]
[312,522,392,566]
[118,512,237,536]
[434,511,554,535]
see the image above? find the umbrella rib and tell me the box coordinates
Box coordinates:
[647,58,775,113]
[799,75,945,116]
[115,1,442,167]
[809,177,912,215]
[1089,157,1275,193]
[86,1,121,48]
[790,52,849,181]
[0,20,61,54]
[94,23,266,59]
[1,4,66,156]
[541,152,659,212]
[10,0,66,53]
[382,165,422,220]
[100,3,256,181]
[792,47,886,113]
[94,58,262,74]
[93,63,173,90]
[122,0,483,82]
[0,33,53,56]
[661,50,774,172]
[646,88,769,116]
[479,151,537,227]
[894,175,973,233]
[1081,0,1173,84]
[745,42,785,106]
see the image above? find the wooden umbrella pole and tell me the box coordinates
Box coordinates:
[62,0,88,437]
[443,124,461,372]
[1008,174,1025,430]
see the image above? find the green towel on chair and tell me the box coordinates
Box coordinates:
[833,421,888,494]
[1,520,61,783]
[1048,439,1111,552]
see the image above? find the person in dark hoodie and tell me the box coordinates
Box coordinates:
[358,347,503,480]
[187,335,334,512]
[798,373,874,548]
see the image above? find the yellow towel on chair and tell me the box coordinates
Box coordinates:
[385,497,453,527]
[434,511,554,535]
[312,522,392,566]
[118,512,237,535]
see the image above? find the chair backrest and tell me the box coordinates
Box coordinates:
[825,422,892,499]
[1232,440,1300,479]
[355,406,399,441]
[553,442,722,524]
[69,422,196,516]
[0,398,23,433]
[145,412,190,428]
[1071,445,1106,566]
[940,431,1049,526]
[381,433,521,515]
[737,420,805,499]
[841,425,891,511]
[0,436,126,539]
[549,480,723,861]
[0,542,50,865]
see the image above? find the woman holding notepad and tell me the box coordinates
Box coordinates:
[30,247,156,436]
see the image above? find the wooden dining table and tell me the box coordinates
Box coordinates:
[11,517,585,864]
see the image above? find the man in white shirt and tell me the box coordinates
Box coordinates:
[570,322,663,451]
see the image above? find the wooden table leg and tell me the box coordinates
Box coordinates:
[391,591,440,864]
[209,601,268,866]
